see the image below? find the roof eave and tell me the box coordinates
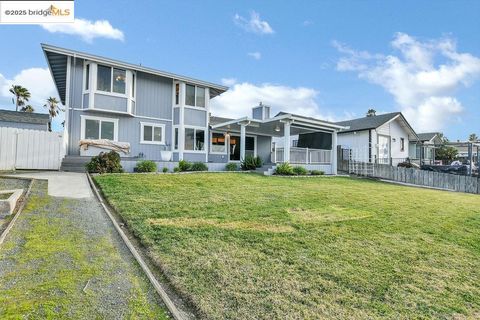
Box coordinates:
[41,43,229,95]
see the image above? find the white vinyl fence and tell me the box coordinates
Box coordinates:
[0,127,65,170]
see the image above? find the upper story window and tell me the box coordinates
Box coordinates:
[97,64,126,94]
[85,64,90,90]
[185,84,206,108]
[175,83,180,105]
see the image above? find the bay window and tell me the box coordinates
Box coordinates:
[185,128,205,151]
[185,84,206,107]
[97,64,126,94]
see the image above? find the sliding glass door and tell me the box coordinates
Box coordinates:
[229,135,255,161]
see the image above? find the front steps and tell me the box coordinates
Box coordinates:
[255,164,277,176]
[60,156,90,172]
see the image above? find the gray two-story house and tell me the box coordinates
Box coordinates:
[43,44,344,174]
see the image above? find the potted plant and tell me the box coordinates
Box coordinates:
[160,144,172,161]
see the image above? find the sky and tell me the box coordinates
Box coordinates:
[0,0,479,140]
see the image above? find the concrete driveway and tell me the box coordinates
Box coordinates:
[6,171,92,198]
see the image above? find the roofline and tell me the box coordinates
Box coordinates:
[211,113,348,131]
[41,43,229,93]
[337,112,419,140]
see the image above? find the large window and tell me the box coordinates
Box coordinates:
[185,128,205,151]
[141,122,165,144]
[83,116,117,141]
[211,132,226,153]
[185,84,206,107]
[97,64,126,94]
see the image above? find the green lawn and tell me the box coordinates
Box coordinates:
[94,173,480,319]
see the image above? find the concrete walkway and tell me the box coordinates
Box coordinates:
[6,171,92,198]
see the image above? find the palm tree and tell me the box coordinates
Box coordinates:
[9,85,31,111]
[20,105,35,113]
[366,108,376,117]
[44,97,64,132]
[469,133,478,142]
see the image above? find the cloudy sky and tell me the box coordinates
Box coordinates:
[0,0,479,139]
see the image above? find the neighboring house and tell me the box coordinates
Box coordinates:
[335,112,419,166]
[0,109,50,131]
[409,132,442,164]
[43,44,345,174]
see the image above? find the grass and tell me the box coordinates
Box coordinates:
[0,180,169,319]
[94,173,480,319]
[0,192,13,200]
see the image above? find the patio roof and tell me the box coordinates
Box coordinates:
[210,113,347,137]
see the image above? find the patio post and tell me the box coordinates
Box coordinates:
[332,131,338,175]
[283,121,291,163]
[240,123,246,161]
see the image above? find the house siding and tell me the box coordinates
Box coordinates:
[68,110,172,159]
[184,108,207,127]
[94,93,128,112]
[135,72,172,119]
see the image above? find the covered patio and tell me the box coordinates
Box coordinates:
[211,112,346,174]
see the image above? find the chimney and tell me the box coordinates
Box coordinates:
[252,102,270,120]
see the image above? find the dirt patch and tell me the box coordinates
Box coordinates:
[148,217,295,233]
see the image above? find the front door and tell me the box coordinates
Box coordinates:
[378,135,390,164]
[229,135,255,161]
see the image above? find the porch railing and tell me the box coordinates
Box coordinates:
[273,147,331,164]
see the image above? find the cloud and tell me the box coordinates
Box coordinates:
[234,11,274,35]
[210,82,334,121]
[221,78,237,86]
[334,33,480,131]
[0,67,64,130]
[248,52,262,60]
[42,18,124,43]
[303,20,313,27]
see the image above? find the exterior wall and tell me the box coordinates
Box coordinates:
[208,153,229,163]
[257,135,272,164]
[184,108,207,127]
[68,110,172,159]
[135,71,172,119]
[337,130,370,161]
[379,118,409,162]
[173,108,180,125]
[0,121,47,131]
[121,160,228,172]
[94,93,128,112]
[183,152,206,162]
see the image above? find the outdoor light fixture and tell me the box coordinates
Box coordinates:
[275,125,280,132]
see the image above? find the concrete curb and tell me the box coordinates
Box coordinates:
[86,173,186,320]
[0,178,34,246]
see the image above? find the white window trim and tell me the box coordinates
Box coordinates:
[140,122,166,145]
[184,126,207,153]
[185,84,207,108]
[80,115,119,141]
[209,130,257,159]
[210,131,227,154]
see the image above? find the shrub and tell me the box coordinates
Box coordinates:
[225,162,238,171]
[173,166,180,173]
[310,170,324,176]
[86,151,123,174]
[293,166,308,175]
[275,162,294,175]
[190,162,208,171]
[162,167,168,173]
[241,155,262,171]
[254,156,263,168]
[178,160,191,172]
[135,160,157,173]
